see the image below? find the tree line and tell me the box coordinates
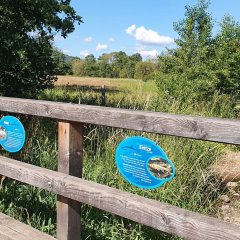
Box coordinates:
[57,0,239,100]
[0,0,239,101]
[54,50,156,81]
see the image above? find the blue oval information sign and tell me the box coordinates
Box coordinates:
[0,116,25,153]
[116,136,175,189]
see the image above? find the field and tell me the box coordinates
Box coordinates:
[56,75,157,99]
[0,75,239,239]
[56,76,156,92]
[51,76,158,111]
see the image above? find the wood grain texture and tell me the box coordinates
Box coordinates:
[0,212,56,240]
[0,97,239,144]
[0,156,239,240]
[57,121,83,240]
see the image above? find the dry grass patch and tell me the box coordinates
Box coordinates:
[56,75,139,89]
[55,76,158,98]
[212,151,240,183]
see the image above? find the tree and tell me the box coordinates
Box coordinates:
[0,0,82,98]
[130,53,142,63]
[134,61,155,81]
[97,53,115,78]
[83,54,98,76]
[52,48,72,75]
[156,0,217,100]
[112,51,128,78]
[97,60,113,78]
[125,53,142,79]
[214,15,240,96]
[72,58,85,76]
[173,0,213,69]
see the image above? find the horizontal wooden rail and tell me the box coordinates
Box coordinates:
[0,212,56,240]
[0,156,239,240]
[0,97,240,144]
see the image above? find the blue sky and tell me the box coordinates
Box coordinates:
[54,0,240,59]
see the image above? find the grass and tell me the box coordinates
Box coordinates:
[0,75,239,239]
[56,76,157,95]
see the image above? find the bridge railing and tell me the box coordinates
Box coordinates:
[0,96,240,240]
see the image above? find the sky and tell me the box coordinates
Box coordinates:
[54,0,240,59]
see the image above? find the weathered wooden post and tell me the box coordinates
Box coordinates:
[57,121,83,240]
[101,84,106,106]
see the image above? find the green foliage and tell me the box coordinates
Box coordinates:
[155,0,240,101]
[111,51,130,78]
[173,0,213,60]
[97,60,114,78]
[72,51,143,79]
[156,0,217,102]
[83,54,98,77]
[214,15,240,96]
[72,58,85,76]
[0,0,82,98]
[52,49,72,75]
[134,61,155,81]
[125,53,142,79]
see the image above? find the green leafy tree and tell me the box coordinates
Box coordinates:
[83,54,99,77]
[97,60,113,78]
[125,53,142,79]
[134,61,155,81]
[52,49,72,75]
[72,58,85,76]
[111,52,142,78]
[0,0,82,98]
[111,51,128,78]
[156,0,217,101]
[214,15,240,96]
[130,53,142,63]
[71,51,143,79]
[97,53,115,78]
[173,0,213,69]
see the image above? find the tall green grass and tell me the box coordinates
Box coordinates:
[0,79,239,239]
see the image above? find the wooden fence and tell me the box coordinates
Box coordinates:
[0,96,240,240]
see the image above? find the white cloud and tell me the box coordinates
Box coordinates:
[137,49,159,58]
[108,37,115,42]
[126,24,136,35]
[80,50,91,57]
[126,24,174,46]
[96,43,108,51]
[63,49,71,54]
[83,37,93,43]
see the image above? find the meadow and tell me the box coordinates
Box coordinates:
[0,76,239,240]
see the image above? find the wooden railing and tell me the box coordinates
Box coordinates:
[0,96,240,240]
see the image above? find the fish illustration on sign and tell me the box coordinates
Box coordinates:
[147,158,173,179]
[0,126,6,140]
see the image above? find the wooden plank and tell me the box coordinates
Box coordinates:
[0,212,56,240]
[0,157,239,240]
[0,97,239,144]
[57,121,83,240]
